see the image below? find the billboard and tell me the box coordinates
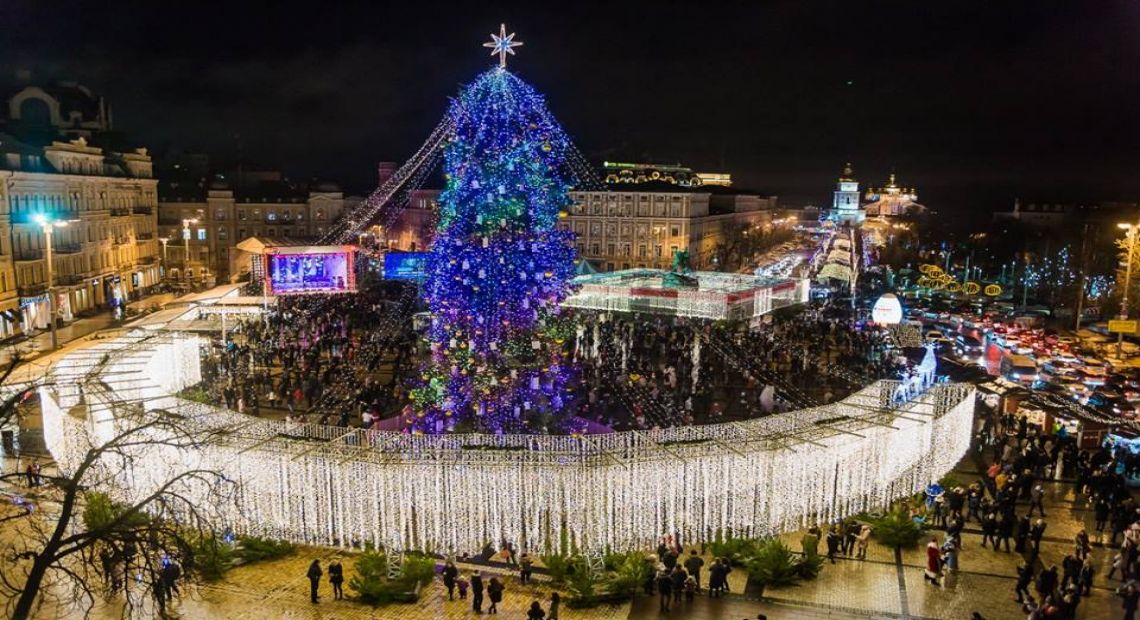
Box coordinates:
[383,252,429,280]
[266,249,356,295]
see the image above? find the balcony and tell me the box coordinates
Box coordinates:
[138,255,158,265]
[15,249,44,262]
[110,207,132,217]
[111,237,128,246]
[158,216,183,226]
[18,284,46,297]
[53,243,82,254]
[132,206,154,215]
[57,274,84,286]
[136,232,155,241]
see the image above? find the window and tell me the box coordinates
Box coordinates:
[590,243,599,255]
[238,229,246,238]
[638,244,647,258]
[196,228,206,240]
[671,226,680,238]
[655,245,663,257]
[267,212,277,221]
[238,209,247,221]
[218,227,228,241]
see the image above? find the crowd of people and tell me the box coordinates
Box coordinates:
[200,284,418,425]
[196,282,919,435]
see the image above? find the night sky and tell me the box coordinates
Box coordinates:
[2,1,1137,213]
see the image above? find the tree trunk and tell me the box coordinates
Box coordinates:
[11,557,49,620]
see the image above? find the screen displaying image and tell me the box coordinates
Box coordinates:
[267,251,354,294]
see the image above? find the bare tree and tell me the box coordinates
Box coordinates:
[0,404,235,619]
[0,351,31,431]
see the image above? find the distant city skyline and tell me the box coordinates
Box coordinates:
[2,1,1137,212]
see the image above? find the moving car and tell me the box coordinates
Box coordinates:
[1001,355,1039,385]
[954,334,985,359]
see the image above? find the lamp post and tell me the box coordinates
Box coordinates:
[158,237,170,281]
[34,214,73,350]
[182,218,198,285]
[1116,221,1140,359]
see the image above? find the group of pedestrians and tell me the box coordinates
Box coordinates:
[305,558,345,603]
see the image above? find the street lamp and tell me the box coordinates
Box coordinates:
[158,237,170,281]
[182,218,198,285]
[33,214,75,350]
[1116,221,1140,359]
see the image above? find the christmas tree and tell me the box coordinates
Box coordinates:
[409,67,578,433]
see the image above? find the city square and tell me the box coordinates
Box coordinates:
[1,3,1139,619]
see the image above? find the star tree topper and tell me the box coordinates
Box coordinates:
[483,23,524,68]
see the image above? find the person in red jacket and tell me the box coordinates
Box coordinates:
[925,538,942,586]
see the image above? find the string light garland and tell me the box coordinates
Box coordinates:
[40,331,977,556]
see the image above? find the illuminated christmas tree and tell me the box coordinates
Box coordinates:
[409,53,578,433]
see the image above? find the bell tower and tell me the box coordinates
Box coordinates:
[832,162,864,224]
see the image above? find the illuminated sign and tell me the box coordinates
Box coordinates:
[383,252,429,280]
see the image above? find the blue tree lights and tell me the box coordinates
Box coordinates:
[409,68,578,434]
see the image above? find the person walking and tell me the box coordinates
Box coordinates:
[684,549,705,590]
[1030,519,1048,557]
[487,576,504,614]
[826,526,841,564]
[306,559,322,603]
[1015,561,1033,603]
[471,571,485,613]
[707,559,724,598]
[1095,497,1111,534]
[1079,557,1094,596]
[801,527,820,558]
[519,553,534,585]
[924,538,941,586]
[527,600,546,620]
[670,565,687,605]
[1028,484,1047,517]
[328,559,344,600]
[1120,582,1140,620]
[843,520,859,556]
[1036,565,1058,601]
[161,559,182,601]
[997,513,1014,552]
[443,560,458,600]
[657,569,674,612]
[548,592,560,620]
[1015,514,1031,553]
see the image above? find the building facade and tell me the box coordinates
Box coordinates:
[559,187,776,272]
[157,174,346,282]
[0,78,160,340]
[829,163,865,225]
